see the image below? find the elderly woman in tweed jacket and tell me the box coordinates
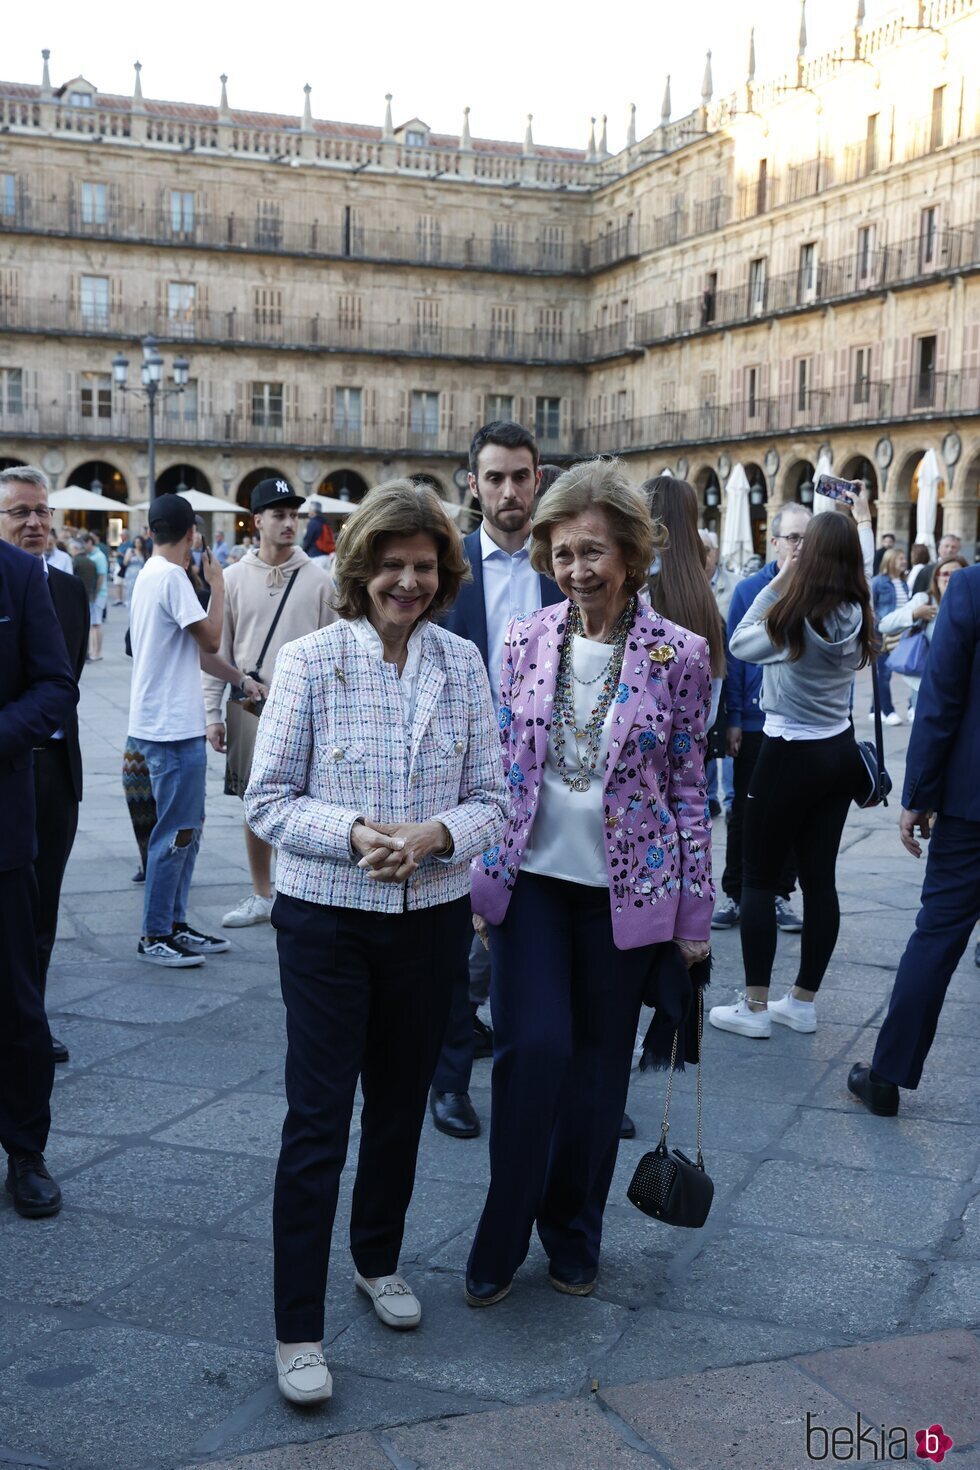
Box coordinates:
[245,481,507,1408]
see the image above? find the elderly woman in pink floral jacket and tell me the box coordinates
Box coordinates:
[465,458,713,1308]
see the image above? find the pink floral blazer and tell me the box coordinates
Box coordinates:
[471,600,714,950]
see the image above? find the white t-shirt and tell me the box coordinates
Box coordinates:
[128,556,207,741]
[522,635,617,888]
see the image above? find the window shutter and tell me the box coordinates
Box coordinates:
[870,341,882,386]
[365,386,378,428]
[156,279,167,327]
[731,367,743,403]
[284,383,299,422]
[439,391,455,434]
[235,380,247,428]
[64,371,77,418]
[935,329,948,375]
[68,274,79,313]
[963,322,980,371]
[197,282,210,328]
[560,397,572,440]
[111,277,123,321]
[399,389,409,429]
[777,357,792,406]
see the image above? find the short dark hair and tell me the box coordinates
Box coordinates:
[536,463,563,499]
[468,420,539,477]
[150,520,188,547]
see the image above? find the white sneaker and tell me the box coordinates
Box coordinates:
[222,892,275,928]
[769,991,817,1033]
[882,712,903,727]
[354,1271,422,1330]
[275,1343,332,1404]
[708,995,771,1038]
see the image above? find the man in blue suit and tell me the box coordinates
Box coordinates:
[431,420,563,1139]
[849,563,980,1114]
[0,538,77,1216]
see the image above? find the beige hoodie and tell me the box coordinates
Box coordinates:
[202,547,337,723]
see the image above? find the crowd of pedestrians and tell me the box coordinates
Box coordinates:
[0,434,976,1412]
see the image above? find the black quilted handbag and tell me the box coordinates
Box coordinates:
[627,988,713,1228]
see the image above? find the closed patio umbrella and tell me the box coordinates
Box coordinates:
[915,449,942,558]
[720,463,753,569]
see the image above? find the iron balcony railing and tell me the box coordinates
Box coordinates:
[0,196,639,277]
[634,223,980,345]
[0,295,637,366]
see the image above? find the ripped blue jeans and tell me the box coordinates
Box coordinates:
[135,736,207,939]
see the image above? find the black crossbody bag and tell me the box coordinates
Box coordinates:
[229,568,300,708]
[854,660,893,809]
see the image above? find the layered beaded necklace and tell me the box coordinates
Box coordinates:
[552,596,636,793]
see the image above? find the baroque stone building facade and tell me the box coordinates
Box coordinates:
[0,0,978,551]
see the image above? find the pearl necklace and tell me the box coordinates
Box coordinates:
[552,598,635,794]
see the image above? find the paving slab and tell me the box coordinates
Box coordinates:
[598,1308,841,1386]
[778,1106,980,1180]
[65,980,239,1025]
[0,1209,187,1308]
[65,1143,273,1231]
[50,1073,216,1138]
[193,1435,393,1470]
[152,1091,289,1158]
[390,1398,653,1470]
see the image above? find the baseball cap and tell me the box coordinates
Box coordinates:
[251,476,305,513]
[147,494,202,536]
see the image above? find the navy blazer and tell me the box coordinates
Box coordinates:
[442,526,563,675]
[0,541,78,871]
[902,564,980,821]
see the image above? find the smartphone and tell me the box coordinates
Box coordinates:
[814,473,859,503]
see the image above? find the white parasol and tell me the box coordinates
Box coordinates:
[130,489,240,515]
[914,449,942,557]
[720,463,754,569]
[48,487,132,514]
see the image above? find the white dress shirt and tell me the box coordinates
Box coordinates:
[46,547,74,575]
[480,525,541,698]
[38,556,65,741]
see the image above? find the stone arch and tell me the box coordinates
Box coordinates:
[409,472,446,496]
[64,459,129,540]
[693,464,722,532]
[156,463,213,496]
[780,458,816,505]
[317,467,370,503]
[235,466,290,512]
[961,445,980,554]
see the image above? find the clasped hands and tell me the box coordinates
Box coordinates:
[352,818,451,883]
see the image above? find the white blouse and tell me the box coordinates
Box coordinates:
[348,617,425,732]
[522,634,618,888]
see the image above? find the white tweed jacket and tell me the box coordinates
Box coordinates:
[245,618,508,913]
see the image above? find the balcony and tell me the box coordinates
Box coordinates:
[0,294,639,366]
[0,196,638,277]
[634,223,980,345]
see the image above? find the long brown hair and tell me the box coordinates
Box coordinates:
[642,476,726,678]
[765,512,875,665]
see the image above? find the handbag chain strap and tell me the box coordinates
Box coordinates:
[658,986,705,1166]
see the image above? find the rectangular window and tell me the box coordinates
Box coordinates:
[416,214,442,264]
[80,274,110,328]
[491,221,516,269]
[541,224,566,268]
[916,336,937,406]
[798,242,817,301]
[484,393,514,421]
[80,372,112,420]
[702,271,717,326]
[410,390,440,436]
[0,366,24,415]
[251,381,284,428]
[170,190,195,236]
[334,387,362,441]
[167,282,196,337]
[489,305,517,354]
[255,201,282,249]
[337,294,363,335]
[69,91,94,107]
[163,378,198,422]
[81,181,107,226]
[865,114,879,173]
[414,298,441,348]
[930,86,945,151]
[342,205,364,257]
[748,257,766,314]
[853,347,871,404]
[920,206,938,267]
[535,395,561,444]
[796,358,810,412]
[0,174,15,219]
[747,366,758,418]
[536,307,564,353]
[857,224,877,282]
[253,287,283,328]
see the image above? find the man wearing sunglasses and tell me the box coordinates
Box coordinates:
[712,505,812,935]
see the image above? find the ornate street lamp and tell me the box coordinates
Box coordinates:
[111,336,191,498]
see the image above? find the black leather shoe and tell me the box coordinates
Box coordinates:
[472,1012,494,1060]
[620,1111,636,1139]
[51,1036,70,1065]
[549,1263,598,1296]
[131,867,145,884]
[430,1090,480,1138]
[5,1153,62,1218]
[847,1063,900,1117]
[464,1275,512,1307]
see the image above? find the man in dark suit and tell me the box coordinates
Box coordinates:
[0,466,89,1065]
[432,420,564,1139]
[849,562,980,1115]
[0,537,77,1217]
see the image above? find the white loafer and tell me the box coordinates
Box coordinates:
[275,1343,332,1404]
[354,1271,422,1330]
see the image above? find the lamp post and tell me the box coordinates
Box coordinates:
[112,336,190,499]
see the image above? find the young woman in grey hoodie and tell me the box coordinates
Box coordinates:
[709,500,876,1039]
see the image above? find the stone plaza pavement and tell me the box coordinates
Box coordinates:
[1,611,978,1470]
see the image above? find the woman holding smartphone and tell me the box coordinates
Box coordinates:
[709,490,875,1038]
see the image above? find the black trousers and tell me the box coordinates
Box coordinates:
[33,744,79,998]
[0,865,54,1158]
[740,730,865,994]
[432,935,491,1094]
[722,729,797,903]
[467,873,649,1286]
[272,891,471,1342]
[873,815,980,1089]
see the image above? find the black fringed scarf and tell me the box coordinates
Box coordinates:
[638,943,711,1072]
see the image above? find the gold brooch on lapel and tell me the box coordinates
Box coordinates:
[649,645,676,665]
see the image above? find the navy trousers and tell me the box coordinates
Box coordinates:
[0,865,53,1158]
[467,872,650,1285]
[272,891,471,1343]
[872,814,980,1090]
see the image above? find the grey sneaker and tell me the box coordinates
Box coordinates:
[711,897,740,930]
[775,898,803,934]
